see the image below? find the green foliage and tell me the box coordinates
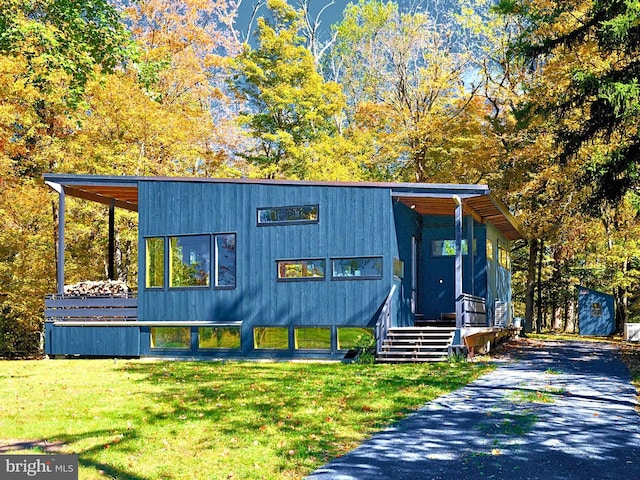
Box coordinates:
[230,0,345,178]
[0,0,135,106]
[0,304,41,357]
[501,0,640,205]
[352,332,377,364]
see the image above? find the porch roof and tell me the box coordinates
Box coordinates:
[43,174,526,240]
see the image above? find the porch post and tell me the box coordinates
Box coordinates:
[468,214,474,294]
[108,198,115,281]
[57,187,66,295]
[454,196,463,328]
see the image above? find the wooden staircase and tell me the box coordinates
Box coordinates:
[376,327,456,363]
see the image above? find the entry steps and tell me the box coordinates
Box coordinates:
[377,327,456,363]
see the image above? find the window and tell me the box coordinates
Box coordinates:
[151,327,191,349]
[591,302,603,317]
[277,259,325,281]
[332,257,383,280]
[393,258,404,279]
[170,235,210,287]
[294,327,331,350]
[486,240,494,261]
[199,327,241,349]
[432,239,469,257]
[337,327,374,350]
[254,327,289,349]
[257,205,319,225]
[146,237,164,288]
[498,242,510,269]
[215,234,236,288]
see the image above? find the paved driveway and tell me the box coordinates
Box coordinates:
[307,340,640,480]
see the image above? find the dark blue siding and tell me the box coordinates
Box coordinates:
[138,181,396,356]
[45,323,140,357]
[419,215,492,320]
[392,201,420,326]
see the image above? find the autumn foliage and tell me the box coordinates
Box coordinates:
[2,0,640,355]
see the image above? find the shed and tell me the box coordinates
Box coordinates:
[578,286,615,336]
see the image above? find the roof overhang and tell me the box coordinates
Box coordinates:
[43,174,526,240]
[393,191,526,241]
[44,175,139,212]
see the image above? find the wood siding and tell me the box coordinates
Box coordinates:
[45,323,140,356]
[138,181,397,355]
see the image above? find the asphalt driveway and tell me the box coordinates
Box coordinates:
[307,339,640,480]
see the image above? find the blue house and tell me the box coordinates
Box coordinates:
[577,286,615,336]
[43,175,525,361]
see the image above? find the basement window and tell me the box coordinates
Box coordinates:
[294,327,331,350]
[151,327,190,349]
[337,327,374,350]
[254,327,289,349]
[199,327,241,349]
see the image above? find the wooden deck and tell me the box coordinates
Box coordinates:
[44,293,137,323]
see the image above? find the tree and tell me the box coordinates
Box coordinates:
[0,0,134,107]
[230,0,345,179]
[325,0,495,183]
[497,0,640,206]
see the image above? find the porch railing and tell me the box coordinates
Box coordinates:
[44,293,137,323]
[376,284,397,354]
[458,293,487,327]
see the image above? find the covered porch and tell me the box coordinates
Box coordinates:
[44,175,142,357]
[375,186,525,362]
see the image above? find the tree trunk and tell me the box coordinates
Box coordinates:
[536,238,544,333]
[524,238,538,334]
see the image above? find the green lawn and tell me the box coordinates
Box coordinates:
[0,359,493,479]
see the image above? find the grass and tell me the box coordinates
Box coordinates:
[620,343,640,390]
[0,359,493,480]
[506,389,556,404]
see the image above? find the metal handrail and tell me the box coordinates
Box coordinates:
[376,284,398,354]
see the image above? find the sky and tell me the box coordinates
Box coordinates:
[235,0,353,43]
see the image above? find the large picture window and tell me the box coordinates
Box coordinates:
[277,259,325,281]
[257,205,319,225]
[146,233,236,290]
[146,237,164,288]
[331,257,383,280]
[170,235,210,287]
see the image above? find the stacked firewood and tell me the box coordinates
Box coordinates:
[63,280,129,296]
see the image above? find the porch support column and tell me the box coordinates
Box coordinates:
[57,187,66,295]
[468,214,474,295]
[454,196,463,328]
[108,198,115,281]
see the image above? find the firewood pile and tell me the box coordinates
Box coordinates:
[63,280,129,296]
